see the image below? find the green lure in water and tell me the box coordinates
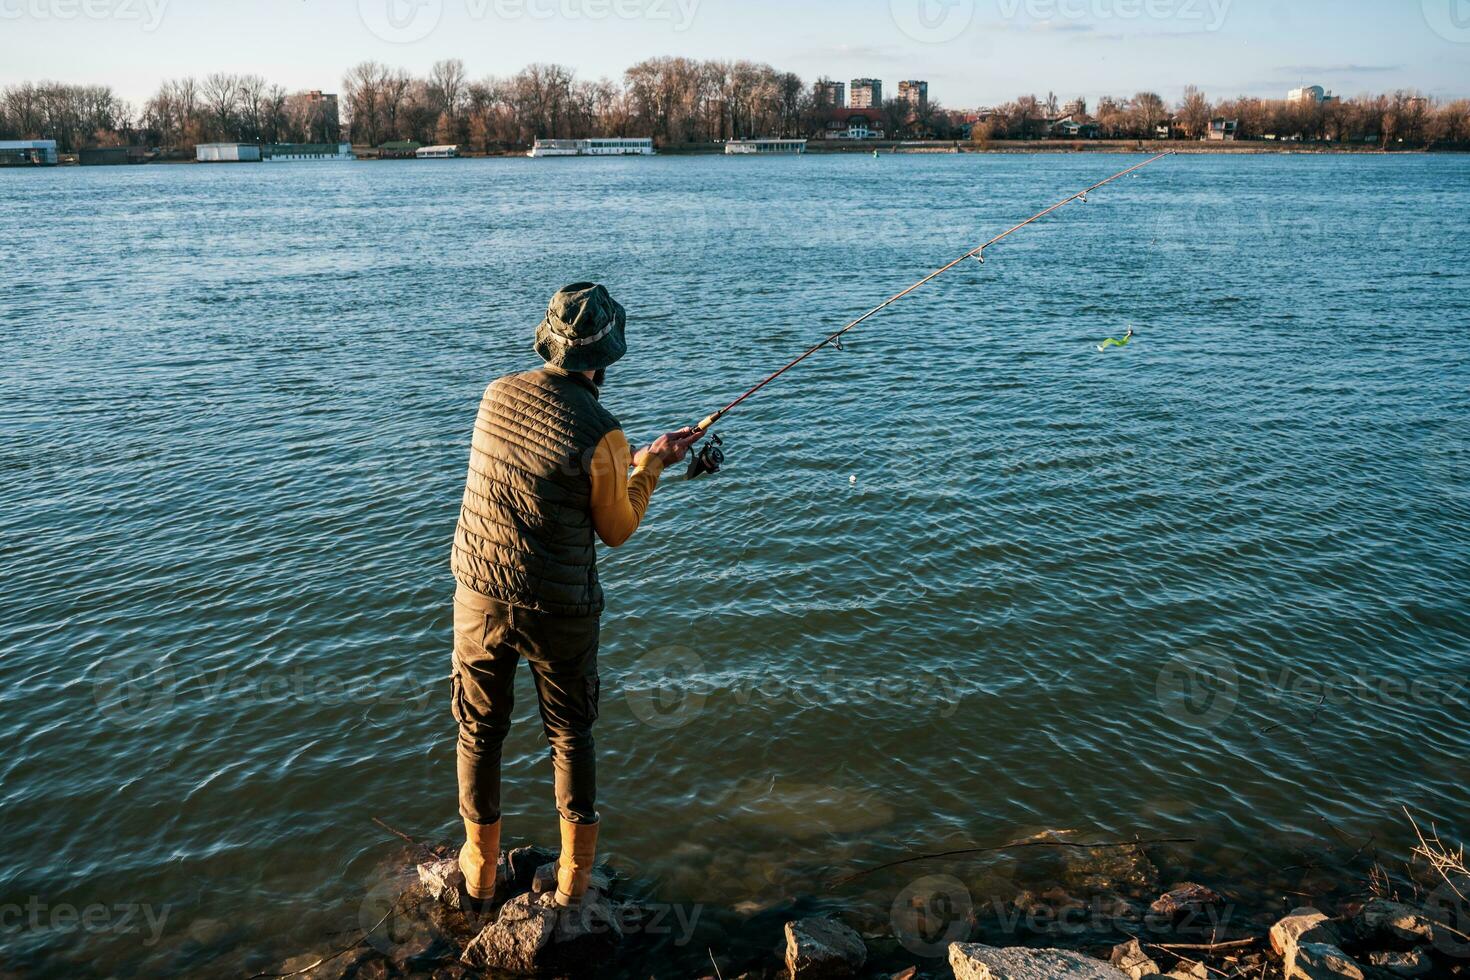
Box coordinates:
[1097,326,1135,352]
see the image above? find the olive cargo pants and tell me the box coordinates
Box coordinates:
[452,585,601,826]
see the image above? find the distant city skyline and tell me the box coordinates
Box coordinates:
[2,0,1467,108]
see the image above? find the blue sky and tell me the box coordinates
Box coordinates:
[2,0,1467,107]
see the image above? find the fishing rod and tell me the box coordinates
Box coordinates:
[683,151,1174,479]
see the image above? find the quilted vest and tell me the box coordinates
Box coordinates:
[451,367,620,617]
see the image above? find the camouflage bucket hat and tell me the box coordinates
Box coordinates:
[534,282,627,372]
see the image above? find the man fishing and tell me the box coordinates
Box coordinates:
[449,282,704,909]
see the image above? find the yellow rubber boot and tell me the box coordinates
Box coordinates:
[554,818,599,907]
[459,817,501,901]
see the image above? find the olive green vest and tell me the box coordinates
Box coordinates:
[451,367,619,617]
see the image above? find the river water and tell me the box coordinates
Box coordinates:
[3,152,1467,976]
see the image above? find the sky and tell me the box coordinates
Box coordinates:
[1,0,1467,108]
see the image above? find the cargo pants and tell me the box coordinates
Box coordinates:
[452,584,601,826]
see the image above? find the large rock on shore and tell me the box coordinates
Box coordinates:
[949,943,1129,980]
[1354,899,1434,943]
[1270,907,1340,971]
[1290,942,1364,980]
[783,917,867,978]
[417,856,469,912]
[460,889,622,974]
[1108,938,1159,980]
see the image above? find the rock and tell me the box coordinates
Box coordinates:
[418,857,468,911]
[460,889,622,974]
[1110,938,1160,980]
[1366,949,1432,977]
[504,844,556,891]
[1356,899,1434,943]
[1150,883,1223,918]
[1271,907,1340,967]
[1166,962,1207,980]
[784,917,867,978]
[1290,943,1364,980]
[948,943,1128,980]
[1053,835,1160,892]
[529,860,611,899]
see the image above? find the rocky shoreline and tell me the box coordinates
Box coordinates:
[259,830,1468,980]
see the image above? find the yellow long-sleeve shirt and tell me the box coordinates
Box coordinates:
[588,429,665,547]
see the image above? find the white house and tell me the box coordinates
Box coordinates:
[416,145,460,158]
[196,143,262,162]
[0,139,59,166]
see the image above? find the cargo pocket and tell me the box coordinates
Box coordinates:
[584,672,601,724]
[450,671,466,726]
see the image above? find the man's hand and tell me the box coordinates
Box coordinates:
[641,426,706,466]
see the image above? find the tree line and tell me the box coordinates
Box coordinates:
[3,63,1468,153]
[975,88,1470,147]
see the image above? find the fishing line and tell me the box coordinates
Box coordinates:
[683,151,1174,478]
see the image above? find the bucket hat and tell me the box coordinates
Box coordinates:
[534,282,627,372]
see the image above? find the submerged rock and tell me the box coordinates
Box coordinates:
[1109,938,1159,980]
[1149,883,1223,918]
[783,917,867,978]
[949,943,1128,980]
[1051,833,1160,892]
[1290,942,1364,980]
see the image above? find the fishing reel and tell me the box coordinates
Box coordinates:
[686,433,725,480]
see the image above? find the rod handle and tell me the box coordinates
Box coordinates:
[694,414,720,432]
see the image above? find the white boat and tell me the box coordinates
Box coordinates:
[725,138,807,155]
[527,138,654,158]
